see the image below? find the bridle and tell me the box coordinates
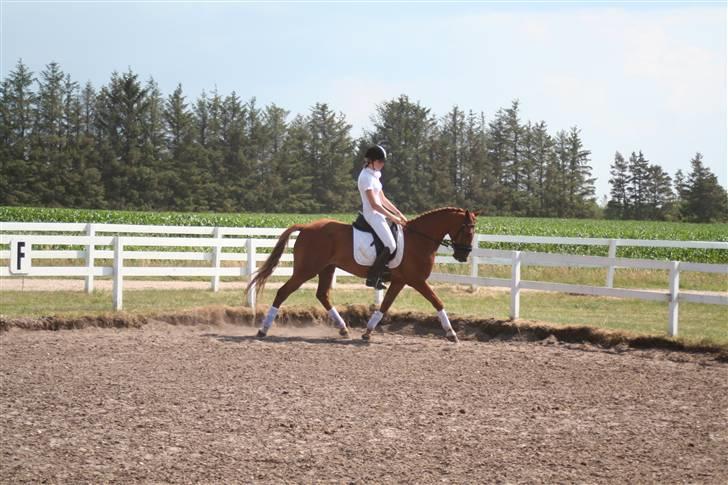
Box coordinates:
[447,218,476,253]
[405,212,475,253]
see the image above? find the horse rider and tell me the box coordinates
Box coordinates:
[357,145,408,290]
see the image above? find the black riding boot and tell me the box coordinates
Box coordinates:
[366,248,391,290]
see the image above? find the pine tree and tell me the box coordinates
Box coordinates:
[674,169,687,201]
[366,95,437,212]
[564,127,596,217]
[626,151,650,219]
[63,74,81,146]
[503,100,524,213]
[682,153,728,222]
[485,109,510,213]
[545,131,569,217]
[644,164,673,220]
[606,151,629,219]
[200,89,229,211]
[307,102,356,211]
[0,60,37,205]
[1,59,35,161]
[436,106,466,205]
[462,110,489,210]
[34,62,66,149]
[484,101,539,214]
[95,69,153,208]
[240,97,273,211]
[32,62,71,205]
[72,80,105,208]
[219,92,250,210]
[163,84,197,210]
[79,82,96,137]
[529,121,554,216]
[256,103,289,211]
[518,122,536,216]
[277,115,318,212]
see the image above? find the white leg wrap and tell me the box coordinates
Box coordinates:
[328,307,346,329]
[437,309,453,332]
[367,310,384,331]
[261,306,279,330]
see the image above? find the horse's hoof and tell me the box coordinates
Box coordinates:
[339,327,350,338]
[446,332,459,343]
[256,329,267,338]
[362,331,371,341]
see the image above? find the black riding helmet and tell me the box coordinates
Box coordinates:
[365,145,387,162]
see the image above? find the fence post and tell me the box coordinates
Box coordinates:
[85,223,96,294]
[112,236,124,311]
[211,227,222,292]
[668,261,680,337]
[606,239,618,288]
[510,251,521,320]
[470,235,480,290]
[246,238,256,308]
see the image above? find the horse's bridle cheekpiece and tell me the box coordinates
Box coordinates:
[407,210,475,262]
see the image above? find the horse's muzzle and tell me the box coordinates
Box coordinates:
[453,245,472,263]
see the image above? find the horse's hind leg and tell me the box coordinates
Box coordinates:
[362,280,404,341]
[257,271,316,337]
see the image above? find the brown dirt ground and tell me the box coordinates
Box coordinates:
[1,308,727,484]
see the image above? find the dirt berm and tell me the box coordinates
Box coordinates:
[1,304,725,362]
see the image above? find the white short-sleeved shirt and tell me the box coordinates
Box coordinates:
[358,168,385,220]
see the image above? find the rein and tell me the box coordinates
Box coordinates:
[404,212,475,252]
[405,225,451,248]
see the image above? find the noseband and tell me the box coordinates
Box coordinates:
[445,218,475,254]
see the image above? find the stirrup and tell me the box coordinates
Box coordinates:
[366,277,387,290]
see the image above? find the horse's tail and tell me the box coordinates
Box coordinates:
[245,224,305,298]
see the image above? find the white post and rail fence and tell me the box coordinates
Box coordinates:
[1,222,726,338]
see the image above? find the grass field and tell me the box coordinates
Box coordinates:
[2,284,726,346]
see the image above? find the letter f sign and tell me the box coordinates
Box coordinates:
[10,240,31,274]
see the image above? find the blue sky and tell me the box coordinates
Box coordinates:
[2,1,726,200]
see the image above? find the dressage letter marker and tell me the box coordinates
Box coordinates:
[10,239,32,274]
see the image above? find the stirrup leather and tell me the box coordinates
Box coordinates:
[366,248,391,290]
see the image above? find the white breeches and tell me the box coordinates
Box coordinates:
[363,213,397,253]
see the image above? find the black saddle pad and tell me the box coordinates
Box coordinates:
[352,212,398,262]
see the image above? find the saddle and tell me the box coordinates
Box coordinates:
[352,212,398,262]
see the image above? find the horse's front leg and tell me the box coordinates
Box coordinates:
[316,265,350,338]
[408,280,459,343]
[362,280,405,341]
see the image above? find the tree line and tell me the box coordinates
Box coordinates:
[2,60,726,221]
[607,151,727,222]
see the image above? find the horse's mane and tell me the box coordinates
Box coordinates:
[409,207,464,224]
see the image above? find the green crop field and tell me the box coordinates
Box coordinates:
[2,206,727,263]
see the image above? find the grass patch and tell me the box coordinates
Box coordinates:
[2,285,726,346]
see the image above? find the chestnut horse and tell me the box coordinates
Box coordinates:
[246,207,478,342]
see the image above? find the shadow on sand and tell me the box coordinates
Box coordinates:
[201,332,372,346]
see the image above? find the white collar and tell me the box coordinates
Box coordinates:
[365,167,382,179]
